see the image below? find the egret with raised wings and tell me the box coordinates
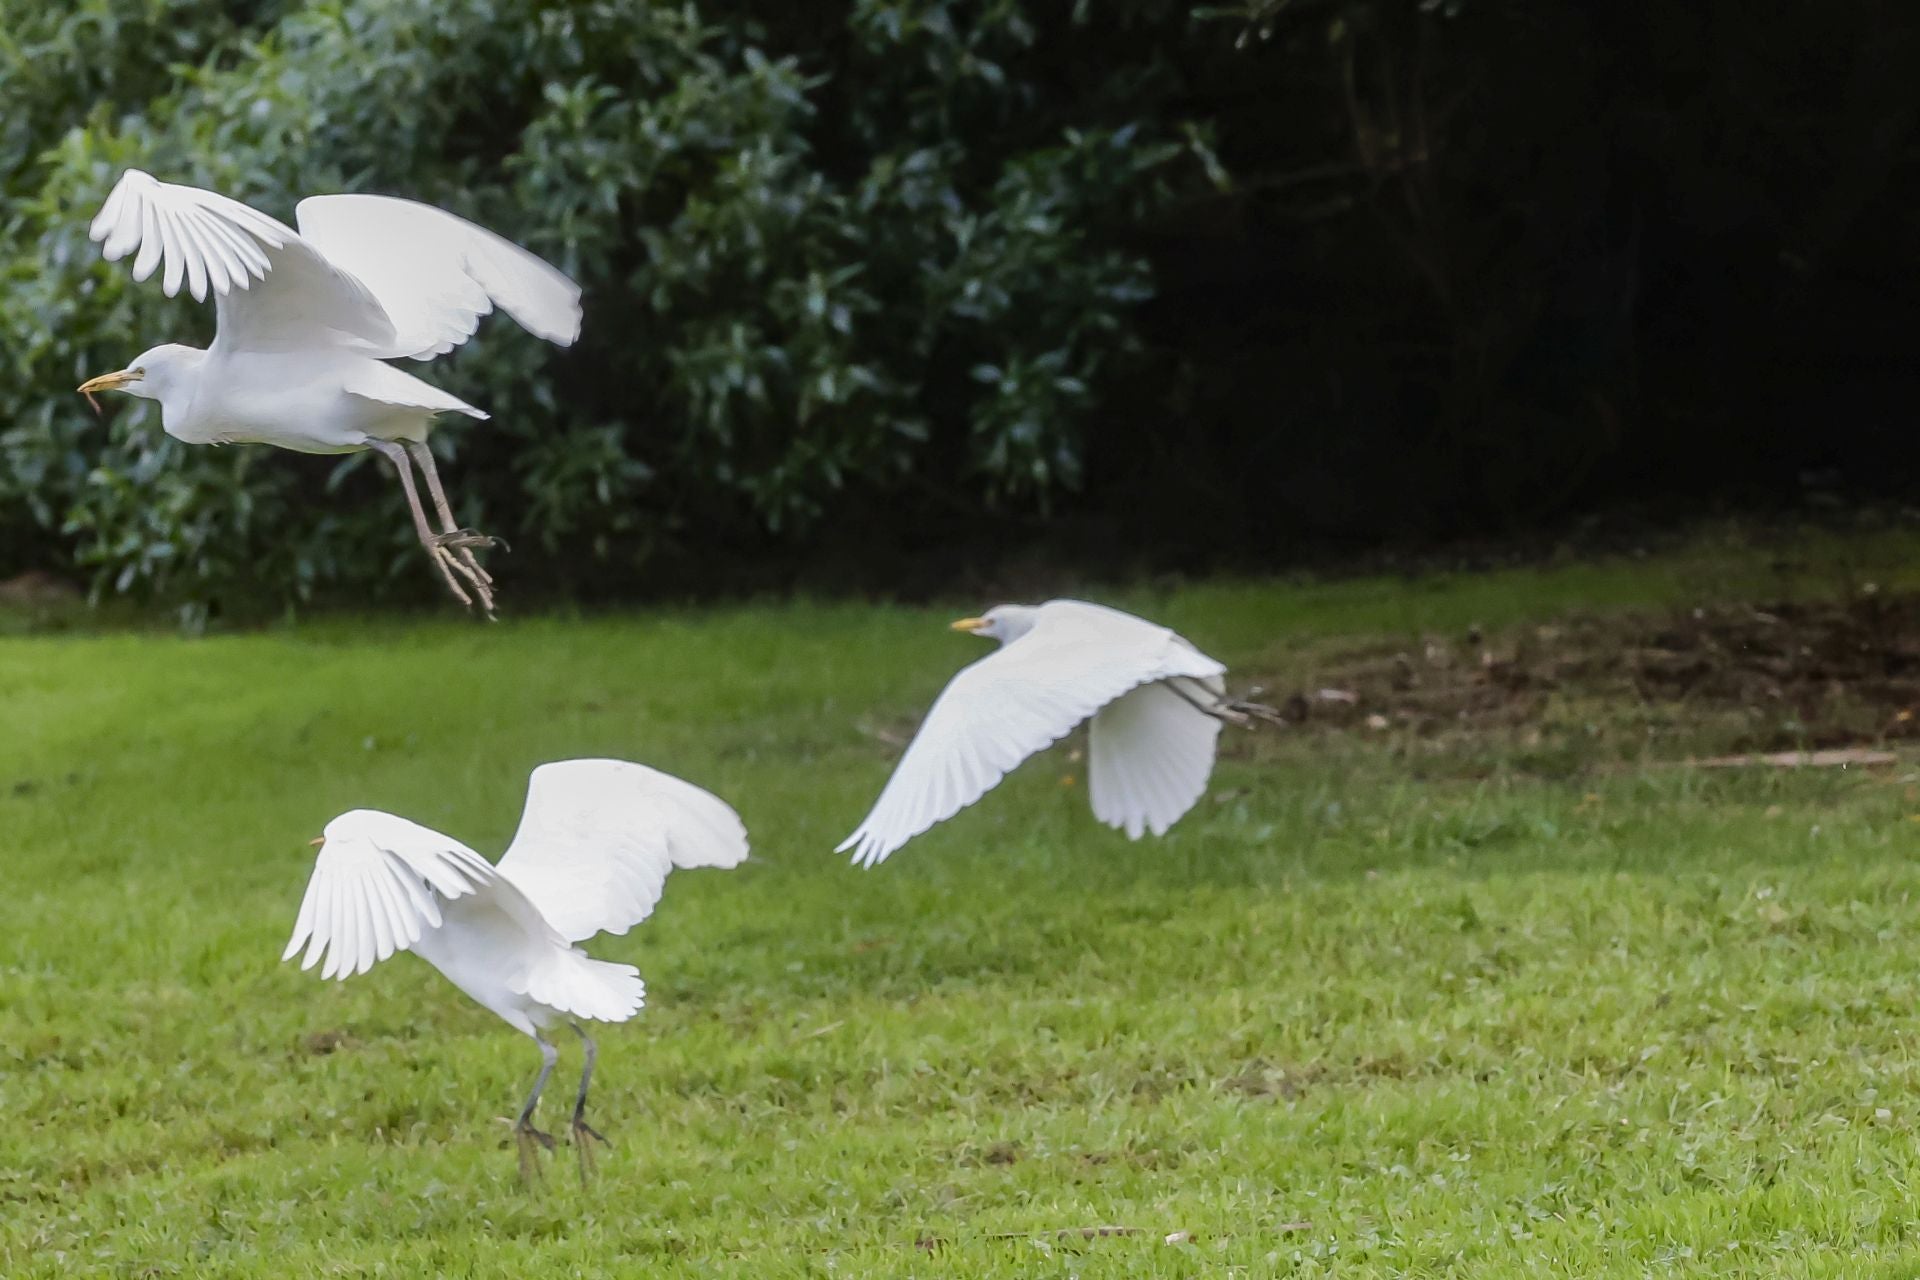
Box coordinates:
[77,169,583,616]
[838,600,1277,867]
[283,759,748,1179]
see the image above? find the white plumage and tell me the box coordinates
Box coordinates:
[78,169,583,616]
[292,193,582,358]
[283,759,748,1177]
[838,600,1234,866]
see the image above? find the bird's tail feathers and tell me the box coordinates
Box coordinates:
[514,948,645,1024]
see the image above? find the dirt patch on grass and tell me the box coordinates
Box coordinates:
[1254,590,1920,756]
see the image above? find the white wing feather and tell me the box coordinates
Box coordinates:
[1088,677,1224,839]
[837,601,1227,866]
[342,360,488,420]
[89,169,398,352]
[295,194,582,359]
[493,759,750,944]
[280,810,499,980]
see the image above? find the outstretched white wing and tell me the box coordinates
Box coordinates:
[295,194,582,359]
[837,601,1227,867]
[89,169,398,353]
[493,759,750,944]
[1087,675,1224,839]
[281,809,499,979]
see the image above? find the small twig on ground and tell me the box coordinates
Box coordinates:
[854,720,909,748]
[1692,749,1898,769]
[988,1226,1143,1241]
[985,1220,1310,1246]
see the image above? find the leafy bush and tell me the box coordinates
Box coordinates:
[0,0,1210,608]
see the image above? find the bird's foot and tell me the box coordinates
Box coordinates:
[1166,678,1284,728]
[426,544,497,620]
[515,1122,557,1184]
[432,527,508,555]
[1216,693,1286,728]
[571,1112,607,1185]
[425,545,475,608]
[429,529,501,607]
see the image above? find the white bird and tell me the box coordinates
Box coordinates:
[282,759,748,1179]
[76,169,584,616]
[838,600,1275,867]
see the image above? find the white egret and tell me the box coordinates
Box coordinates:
[77,169,583,616]
[282,759,748,1179]
[838,600,1277,867]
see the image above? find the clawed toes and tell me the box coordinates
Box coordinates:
[514,1125,558,1185]
[433,527,506,553]
[1222,697,1285,727]
[570,1117,606,1185]
[426,547,474,608]
[427,544,497,617]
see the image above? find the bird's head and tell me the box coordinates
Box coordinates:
[77,343,202,414]
[951,604,1040,645]
[313,809,389,850]
[306,811,367,853]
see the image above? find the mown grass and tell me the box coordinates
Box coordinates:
[5,525,1920,1277]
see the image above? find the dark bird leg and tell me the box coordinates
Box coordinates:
[515,1033,560,1184]
[568,1021,608,1185]
[367,440,494,617]
[1165,677,1286,727]
[405,440,502,589]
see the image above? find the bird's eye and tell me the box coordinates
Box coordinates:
[133,367,145,376]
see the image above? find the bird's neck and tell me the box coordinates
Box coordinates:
[151,348,210,434]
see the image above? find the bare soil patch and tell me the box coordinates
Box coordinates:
[1255,591,1920,756]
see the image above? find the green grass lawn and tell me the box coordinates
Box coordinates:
[6,527,1920,1277]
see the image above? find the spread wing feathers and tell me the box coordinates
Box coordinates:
[837,601,1228,867]
[343,360,489,420]
[295,193,582,360]
[90,169,398,352]
[493,759,751,944]
[281,810,498,980]
[1088,678,1225,839]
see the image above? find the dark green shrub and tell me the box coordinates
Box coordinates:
[0,0,1210,608]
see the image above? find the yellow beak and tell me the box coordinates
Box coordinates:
[77,369,138,417]
[77,369,139,395]
[950,616,988,633]
[309,836,326,847]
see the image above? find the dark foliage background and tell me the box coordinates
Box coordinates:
[1,0,1916,610]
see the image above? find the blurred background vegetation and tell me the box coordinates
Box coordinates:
[2,0,1916,613]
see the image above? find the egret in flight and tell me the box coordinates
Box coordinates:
[77,169,583,616]
[283,759,748,1180]
[838,600,1277,866]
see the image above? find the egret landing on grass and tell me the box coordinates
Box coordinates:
[77,169,583,617]
[283,759,748,1183]
[837,600,1281,867]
